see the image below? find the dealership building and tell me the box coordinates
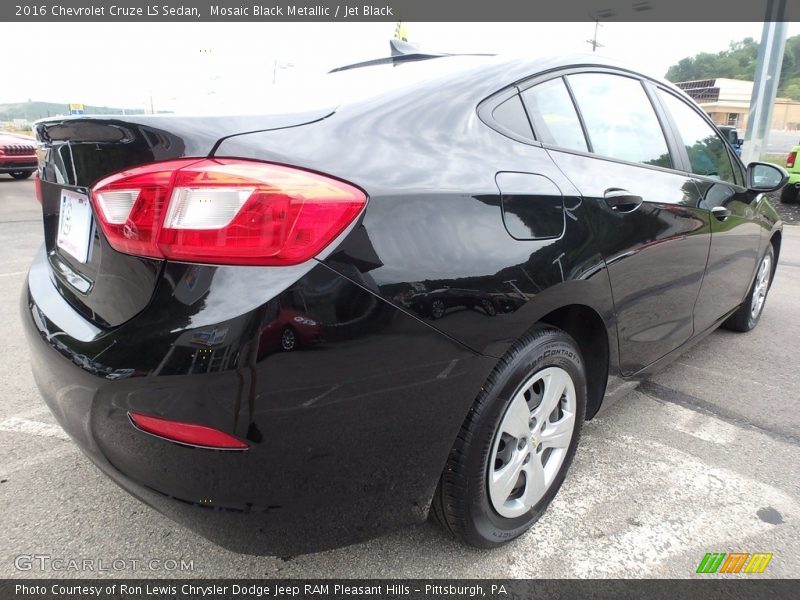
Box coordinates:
[676,77,800,131]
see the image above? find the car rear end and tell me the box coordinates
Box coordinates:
[0,136,37,178]
[22,110,494,554]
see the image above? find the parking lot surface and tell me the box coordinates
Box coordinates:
[1,177,798,578]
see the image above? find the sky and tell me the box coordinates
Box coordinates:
[2,21,799,114]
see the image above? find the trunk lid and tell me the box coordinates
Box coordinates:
[34,110,332,327]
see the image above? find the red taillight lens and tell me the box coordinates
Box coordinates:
[128,411,248,450]
[34,173,42,204]
[788,151,797,169]
[90,159,366,265]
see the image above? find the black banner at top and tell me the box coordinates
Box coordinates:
[1,0,799,22]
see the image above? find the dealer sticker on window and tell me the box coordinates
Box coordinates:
[57,190,93,263]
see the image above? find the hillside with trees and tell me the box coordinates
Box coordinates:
[665,34,800,101]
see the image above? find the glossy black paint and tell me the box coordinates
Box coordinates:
[33,110,333,326]
[24,55,783,555]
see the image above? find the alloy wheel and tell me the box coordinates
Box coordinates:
[750,253,771,321]
[488,366,576,519]
[281,328,297,351]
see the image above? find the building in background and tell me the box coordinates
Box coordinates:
[676,78,800,131]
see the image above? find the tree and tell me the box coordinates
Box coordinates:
[665,35,800,101]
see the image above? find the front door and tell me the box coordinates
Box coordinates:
[656,89,762,333]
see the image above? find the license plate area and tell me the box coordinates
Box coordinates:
[56,190,93,263]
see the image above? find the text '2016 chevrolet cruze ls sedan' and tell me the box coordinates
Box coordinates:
[23,53,786,555]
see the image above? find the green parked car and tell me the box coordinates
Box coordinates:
[782,143,800,203]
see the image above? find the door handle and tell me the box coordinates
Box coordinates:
[604,189,643,213]
[711,206,731,221]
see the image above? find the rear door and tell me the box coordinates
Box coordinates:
[654,89,762,333]
[520,70,711,374]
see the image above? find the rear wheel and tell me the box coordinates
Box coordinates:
[723,245,774,332]
[280,327,297,352]
[780,185,798,204]
[10,171,32,180]
[431,327,586,548]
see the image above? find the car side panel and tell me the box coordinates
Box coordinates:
[215,113,620,372]
[23,249,498,555]
[542,150,710,375]
[691,180,763,332]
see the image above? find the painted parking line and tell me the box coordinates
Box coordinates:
[0,270,27,278]
[0,416,69,440]
[506,404,799,577]
[436,359,459,379]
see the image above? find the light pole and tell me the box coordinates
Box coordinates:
[741,0,788,164]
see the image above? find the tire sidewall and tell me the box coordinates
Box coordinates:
[464,332,587,545]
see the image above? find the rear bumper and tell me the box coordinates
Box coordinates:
[22,246,494,554]
[787,172,800,185]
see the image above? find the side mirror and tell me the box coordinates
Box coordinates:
[746,162,788,192]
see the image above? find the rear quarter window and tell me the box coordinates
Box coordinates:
[521,78,588,152]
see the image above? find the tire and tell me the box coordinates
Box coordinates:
[431,326,586,548]
[780,185,798,204]
[280,327,297,352]
[10,171,32,180]
[723,245,775,332]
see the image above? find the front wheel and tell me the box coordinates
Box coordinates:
[10,171,32,180]
[431,326,586,548]
[723,245,774,332]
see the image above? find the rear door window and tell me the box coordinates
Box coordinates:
[565,73,672,169]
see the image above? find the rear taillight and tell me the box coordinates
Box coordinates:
[90,159,367,265]
[788,151,797,169]
[128,411,248,450]
[34,173,42,204]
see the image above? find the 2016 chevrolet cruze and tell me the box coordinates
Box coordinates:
[23,52,786,555]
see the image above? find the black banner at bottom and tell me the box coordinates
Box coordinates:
[1,580,798,600]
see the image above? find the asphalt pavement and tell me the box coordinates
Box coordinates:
[0,177,798,578]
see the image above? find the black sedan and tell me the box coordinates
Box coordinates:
[23,53,785,555]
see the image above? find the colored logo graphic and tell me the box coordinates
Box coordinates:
[696,552,773,574]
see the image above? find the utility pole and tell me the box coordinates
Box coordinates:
[741,0,788,165]
[586,19,604,53]
[272,58,294,85]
